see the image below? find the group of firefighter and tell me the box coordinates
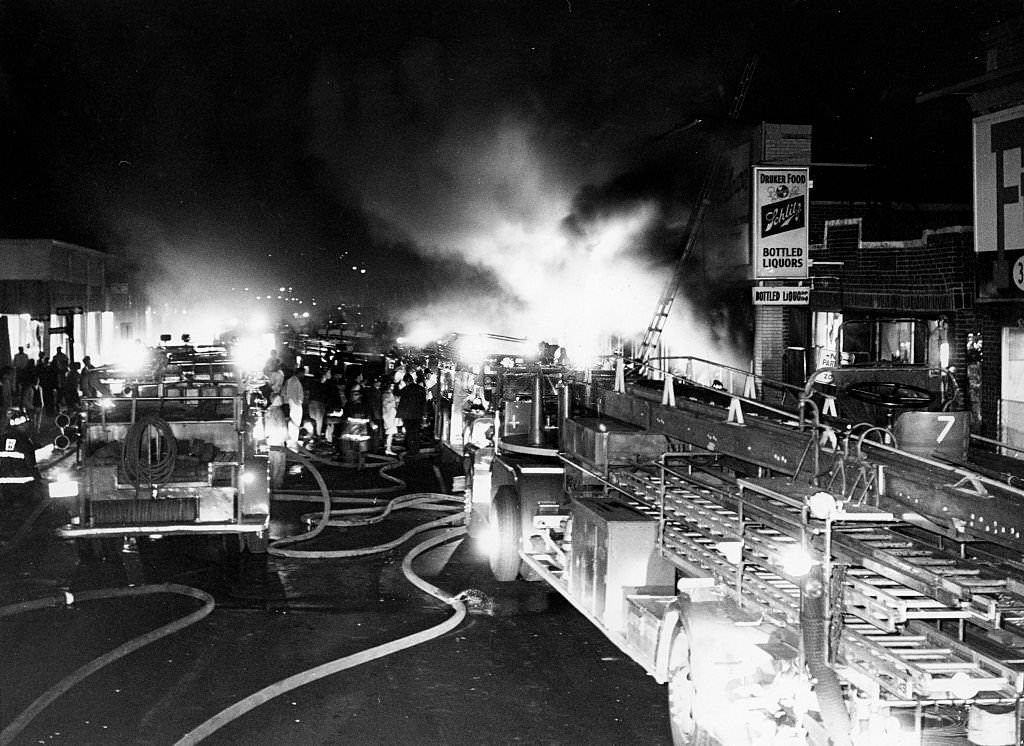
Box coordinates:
[260,350,435,487]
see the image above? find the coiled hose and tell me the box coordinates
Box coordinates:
[121,414,178,486]
[0,584,215,746]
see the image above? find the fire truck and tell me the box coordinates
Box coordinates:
[50,346,269,556]
[467,353,1024,746]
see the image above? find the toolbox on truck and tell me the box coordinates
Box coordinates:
[568,497,675,633]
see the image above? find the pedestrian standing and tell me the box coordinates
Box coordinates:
[424,367,440,435]
[340,385,371,468]
[37,356,56,417]
[306,368,329,441]
[324,372,346,442]
[283,368,305,444]
[396,374,427,456]
[382,383,398,456]
[0,367,13,433]
[63,362,81,411]
[265,392,289,489]
[363,376,384,453]
[21,372,43,433]
[12,347,29,398]
[51,347,69,408]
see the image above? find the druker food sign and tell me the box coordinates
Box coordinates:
[752,167,809,280]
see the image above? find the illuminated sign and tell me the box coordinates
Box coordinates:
[974,104,1024,255]
[752,167,809,279]
[752,285,809,305]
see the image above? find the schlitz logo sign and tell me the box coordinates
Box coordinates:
[760,195,805,238]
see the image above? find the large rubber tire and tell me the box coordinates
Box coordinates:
[668,632,713,746]
[489,485,522,582]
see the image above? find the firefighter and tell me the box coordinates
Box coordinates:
[0,409,40,507]
[265,392,289,489]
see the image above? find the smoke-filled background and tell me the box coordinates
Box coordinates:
[0,0,1011,359]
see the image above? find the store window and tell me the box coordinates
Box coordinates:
[839,319,927,365]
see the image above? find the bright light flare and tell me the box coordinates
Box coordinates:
[48,468,80,498]
[479,521,500,559]
[397,204,665,361]
[113,340,150,373]
[778,544,815,577]
[234,332,278,374]
[248,311,269,332]
[456,335,491,368]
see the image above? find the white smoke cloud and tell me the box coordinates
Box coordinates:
[311,57,748,367]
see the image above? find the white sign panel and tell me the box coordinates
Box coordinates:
[752,166,809,279]
[974,104,1024,254]
[752,285,810,305]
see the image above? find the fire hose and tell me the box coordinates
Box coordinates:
[121,414,178,487]
[801,566,852,746]
[170,446,471,744]
[271,443,407,499]
[172,526,468,745]
[267,445,464,559]
[1,447,470,744]
[0,584,215,746]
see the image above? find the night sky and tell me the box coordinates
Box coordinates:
[0,0,1016,347]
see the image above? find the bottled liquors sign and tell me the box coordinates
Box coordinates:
[752,167,809,280]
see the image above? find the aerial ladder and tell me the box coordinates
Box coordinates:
[637,58,758,371]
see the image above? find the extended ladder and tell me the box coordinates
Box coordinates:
[637,58,758,368]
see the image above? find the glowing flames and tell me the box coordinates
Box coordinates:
[344,111,747,369]
[373,120,672,364]
[396,205,666,365]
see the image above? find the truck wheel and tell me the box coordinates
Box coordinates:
[668,632,711,746]
[489,485,522,582]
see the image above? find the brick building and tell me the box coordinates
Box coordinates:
[746,11,1024,448]
[916,12,1024,447]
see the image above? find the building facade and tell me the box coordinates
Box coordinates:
[0,239,120,366]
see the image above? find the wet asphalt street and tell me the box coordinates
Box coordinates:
[0,448,671,746]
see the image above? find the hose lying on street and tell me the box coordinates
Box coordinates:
[172,525,468,746]
[271,444,406,500]
[0,583,215,746]
[267,446,464,560]
[171,445,470,744]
